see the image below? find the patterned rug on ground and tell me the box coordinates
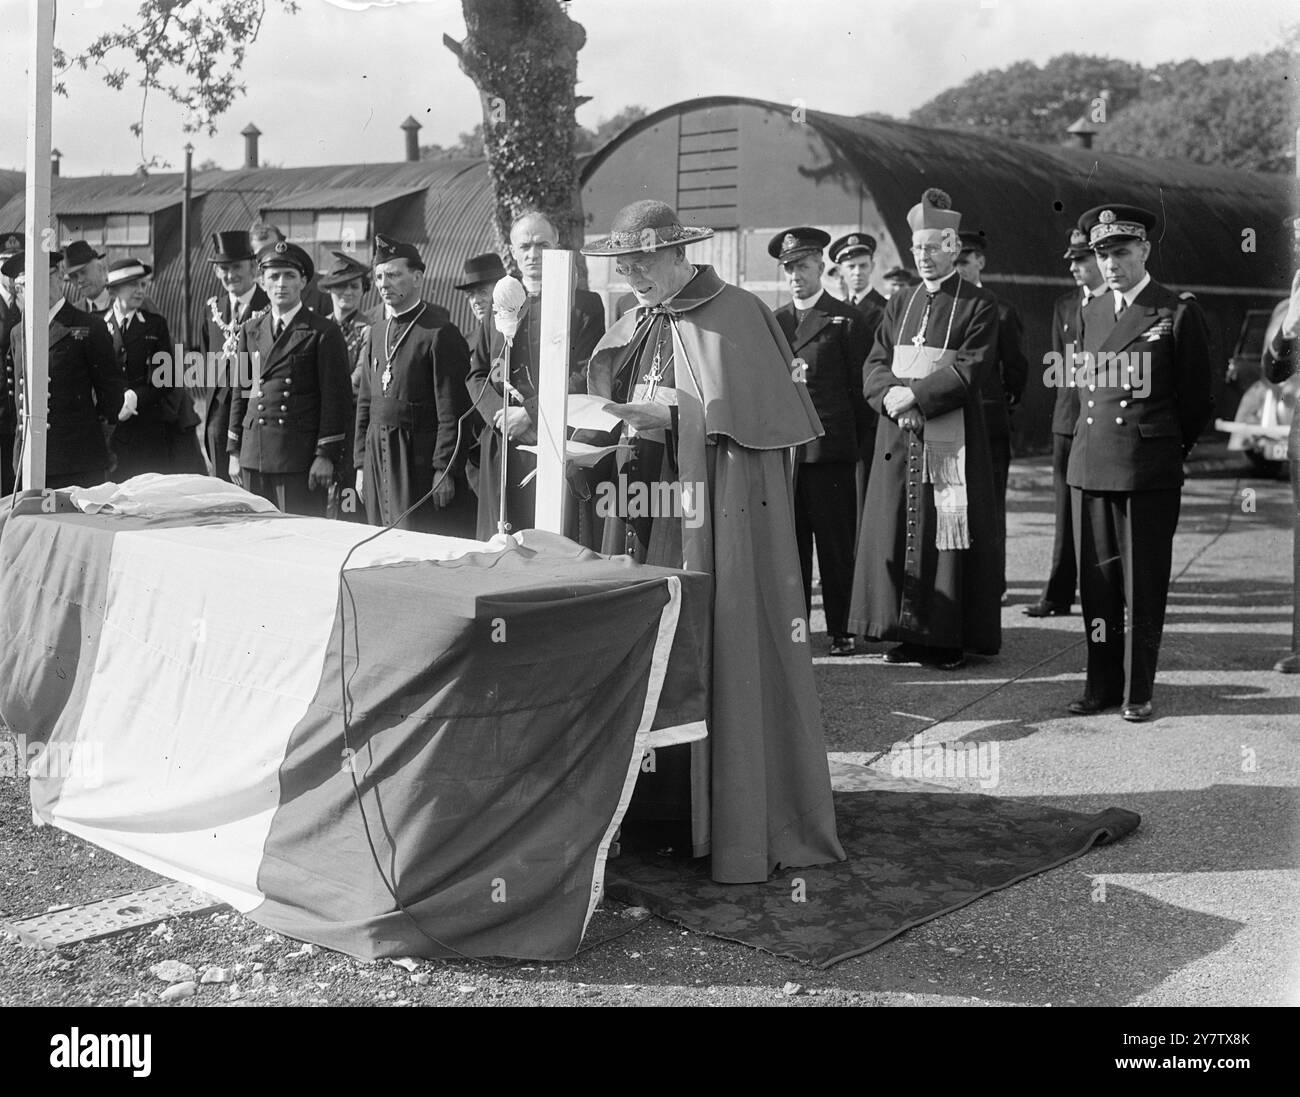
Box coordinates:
[604,762,1142,968]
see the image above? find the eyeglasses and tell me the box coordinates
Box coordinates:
[614,259,657,277]
[909,244,944,256]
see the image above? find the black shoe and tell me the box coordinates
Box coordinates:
[1067,694,1123,715]
[925,647,967,670]
[1121,701,1153,722]
[829,635,856,657]
[883,643,921,664]
[1024,601,1072,618]
[1275,653,1300,674]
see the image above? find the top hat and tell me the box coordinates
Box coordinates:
[454,252,509,291]
[581,200,714,257]
[208,231,257,264]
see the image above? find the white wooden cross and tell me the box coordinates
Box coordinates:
[533,248,576,534]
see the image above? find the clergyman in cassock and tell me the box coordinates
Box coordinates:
[465,210,604,539]
[0,231,22,495]
[1025,228,1108,618]
[771,227,870,656]
[102,258,205,480]
[228,242,351,516]
[354,235,475,535]
[580,199,844,885]
[1066,204,1213,721]
[955,231,1029,600]
[847,188,1002,670]
[4,248,131,490]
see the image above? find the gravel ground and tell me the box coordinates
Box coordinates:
[2,448,1296,1009]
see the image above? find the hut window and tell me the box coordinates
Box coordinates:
[59,214,149,247]
[278,209,371,253]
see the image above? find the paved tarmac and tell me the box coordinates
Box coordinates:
[813,444,1300,1006]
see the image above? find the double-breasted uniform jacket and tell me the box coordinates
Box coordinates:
[1049,289,1084,437]
[979,297,1029,439]
[228,306,351,474]
[1067,279,1214,492]
[0,291,21,438]
[848,288,887,459]
[200,286,270,474]
[10,301,126,477]
[774,291,870,463]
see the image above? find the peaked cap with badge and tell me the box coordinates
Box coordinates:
[256,239,315,282]
[829,232,877,265]
[768,227,831,265]
[1079,204,1158,249]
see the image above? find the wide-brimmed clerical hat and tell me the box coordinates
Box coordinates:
[581,200,713,257]
[317,251,371,289]
[208,231,257,264]
[105,258,152,287]
[454,252,508,291]
[906,188,962,234]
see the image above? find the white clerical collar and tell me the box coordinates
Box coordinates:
[271,301,303,327]
[385,298,423,320]
[48,296,66,324]
[1116,273,1151,313]
[921,269,960,293]
[231,286,256,313]
[792,289,825,311]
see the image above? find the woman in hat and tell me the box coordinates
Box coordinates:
[318,252,373,519]
[104,257,206,480]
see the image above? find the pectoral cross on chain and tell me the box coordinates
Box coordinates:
[643,315,670,401]
[911,292,936,349]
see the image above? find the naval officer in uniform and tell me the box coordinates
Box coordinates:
[1066,204,1213,721]
[772,227,871,656]
[228,241,352,516]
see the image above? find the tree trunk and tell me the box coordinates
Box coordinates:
[445,0,587,253]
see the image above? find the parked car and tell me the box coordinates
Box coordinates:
[1216,307,1294,477]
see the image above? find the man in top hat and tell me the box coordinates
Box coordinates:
[0,231,23,494]
[465,210,604,540]
[103,257,205,480]
[199,231,270,481]
[883,266,921,298]
[4,248,130,490]
[847,188,1002,670]
[227,240,352,516]
[578,199,844,885]
[770,227,871,657]
[1025,227,1109,618]
[453,252,507,330]
[955,231,1029,600]
[63,240,111,314]
[353,234,474,535]
[830,231,887,521]
[1066,204,1213,721]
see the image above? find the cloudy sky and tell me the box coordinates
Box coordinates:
[0,0,1294,175]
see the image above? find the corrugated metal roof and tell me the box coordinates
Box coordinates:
[262,183,428,211]
[581,96,1299,292]
[0,170,23,212]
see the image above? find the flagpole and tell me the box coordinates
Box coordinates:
[21,0,55,491]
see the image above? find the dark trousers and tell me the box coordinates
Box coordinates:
[795,461,857,637]
[1043,433,1078,607]
[990,434,1010,595]
[0,430,13,496]
[1072,486,1182,705]
[1289,417,1300,653]
[245,469,325,517]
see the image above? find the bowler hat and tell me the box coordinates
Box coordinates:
[63,239,106,273]
[581,200,713,257]
[454,252,508,291]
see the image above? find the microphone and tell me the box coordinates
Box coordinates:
[492,276,528,339]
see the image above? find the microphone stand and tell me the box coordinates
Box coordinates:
[498,333,514,535]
